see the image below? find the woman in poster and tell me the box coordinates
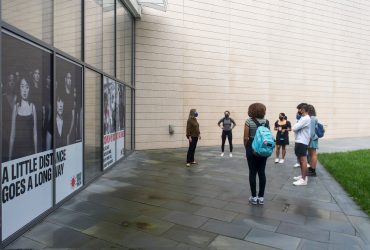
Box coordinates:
[2,73,17,162]
[43,75,53,150]
[103,92,112,134]
[9,77,38,160]
[55,93,68,147]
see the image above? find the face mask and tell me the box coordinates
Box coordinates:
[194,112,198,117]
[225,114,229,118]
[279,117,284,121]
[296,113,301,120]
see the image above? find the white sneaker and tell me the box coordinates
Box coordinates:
[294,163,300,168]
[258,197,264,205]
[275,158,279,163]
[293,177,308,186]
[220,152,224,157]
[229,153,232,157]
[248,196,258,205]
[278,159,285,164]
[307,163,311,168]
[293,175,302,180]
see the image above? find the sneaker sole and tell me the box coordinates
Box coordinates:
[293,182,307,186]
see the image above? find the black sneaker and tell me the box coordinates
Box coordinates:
[307,170,317,176]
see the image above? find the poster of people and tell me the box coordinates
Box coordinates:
[103,77,116,169]
[55,56,83,203]
[1,32,53,240]
[115,83,125,161]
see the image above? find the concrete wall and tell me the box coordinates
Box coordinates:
[135,0,370,150]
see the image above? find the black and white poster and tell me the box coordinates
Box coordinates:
[103,77,116,169]
[115,83,125,161]
[55,56,83,203]
[1,32,53,240]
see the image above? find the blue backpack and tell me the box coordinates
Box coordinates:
[251,118,275,157]
[315,122,325,138]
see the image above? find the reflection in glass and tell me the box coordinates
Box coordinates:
[54,0,82,59]
[116,1,133,84]
[2,0,53,44]
[85,0,103,69]
[84,69,102,182]
[103,0,115,75]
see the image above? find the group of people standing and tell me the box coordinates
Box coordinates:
[185,102,321,204]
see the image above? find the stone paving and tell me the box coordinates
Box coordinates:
[6,137,370,249]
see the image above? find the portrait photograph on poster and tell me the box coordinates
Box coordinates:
[1,32,53,240]
[2,33,53,163]
[103,77,116,169]
[55,56,83,203]
[116,83,125,161]
[55,56,83,148]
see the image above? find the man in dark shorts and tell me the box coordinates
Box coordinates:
[292,103,311,186]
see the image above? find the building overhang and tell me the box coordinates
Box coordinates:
[137,0,168,12]
[122,0,167,19]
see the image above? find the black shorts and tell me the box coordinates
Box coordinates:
[295,143,308,157]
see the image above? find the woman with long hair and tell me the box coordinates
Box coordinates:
[307,104,319,176]
[274,113,291,164]
[186,108,201,167]
[55,93,69,147]
[9,77,37,160]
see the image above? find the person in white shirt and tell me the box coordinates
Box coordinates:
[292,103,311,186]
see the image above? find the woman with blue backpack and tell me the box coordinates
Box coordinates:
[243,103,274,205]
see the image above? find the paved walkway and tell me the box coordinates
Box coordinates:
[6,137,370,249]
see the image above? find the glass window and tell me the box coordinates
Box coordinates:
[55,56,84,203]
[84,69,102,182]
[54,0,82,59]
[116,1,133,84]
[103,76,116,169]
[125,87,133,152]
[1,0,53,44]
[1,32,53,240]
[115,83,125,161]
[85,0,103,69]
[103,0,115,75]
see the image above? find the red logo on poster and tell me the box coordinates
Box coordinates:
[70,176,76,189]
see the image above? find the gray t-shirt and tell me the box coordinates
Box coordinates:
[218,117,236,131]
[245,118,269,138]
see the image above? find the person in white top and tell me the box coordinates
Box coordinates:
[292,103,311,186]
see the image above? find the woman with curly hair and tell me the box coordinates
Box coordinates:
[243,103,270,205]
